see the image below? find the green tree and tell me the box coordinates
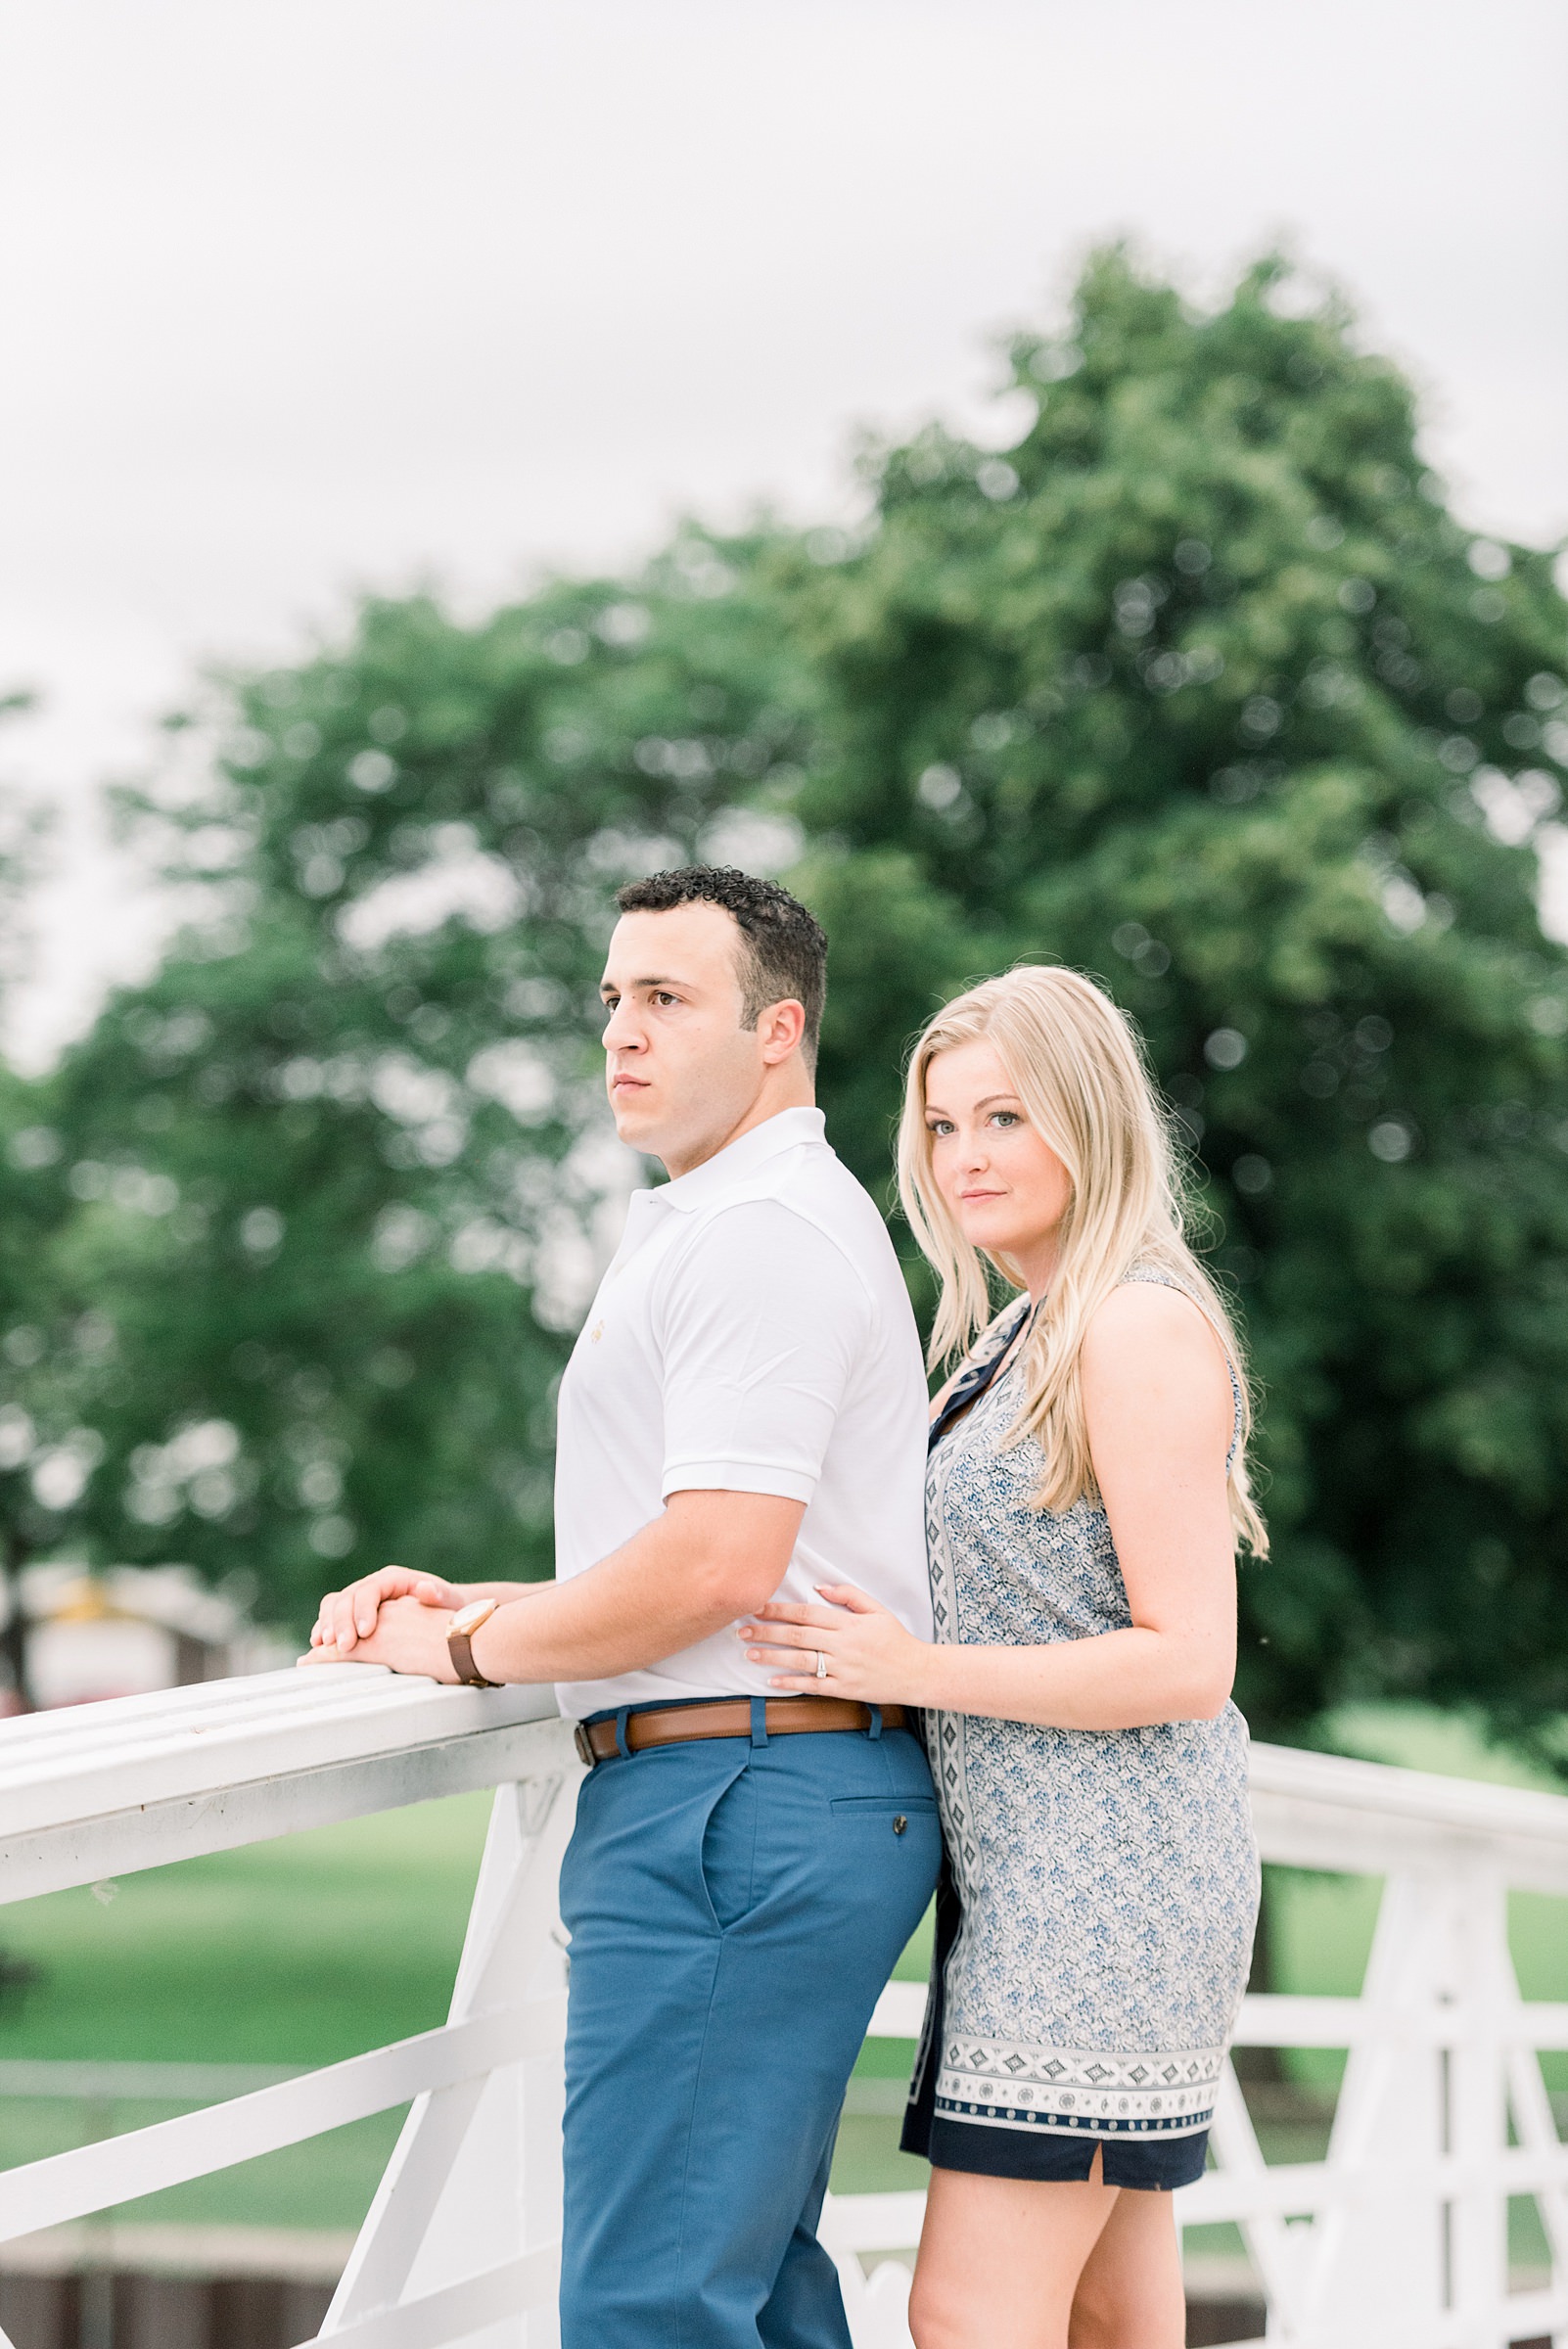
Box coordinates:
[777,250,1568,1751]
[0,700,88,1697]
[41,552,813,1628]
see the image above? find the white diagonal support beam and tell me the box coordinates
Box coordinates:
[0,2001,565,2241]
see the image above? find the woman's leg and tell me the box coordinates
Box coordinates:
[908,2159,1120,2349]
[1068,2184,1185,2349]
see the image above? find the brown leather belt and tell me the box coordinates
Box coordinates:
[574,1696,909,1768]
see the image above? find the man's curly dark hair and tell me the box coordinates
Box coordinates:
[615,866,828,1071]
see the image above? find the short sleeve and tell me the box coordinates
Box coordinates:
[655,1199,872,1504]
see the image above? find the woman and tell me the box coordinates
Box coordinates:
[740,964,1264,2349]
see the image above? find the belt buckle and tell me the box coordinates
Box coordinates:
[573,1721,597,1769]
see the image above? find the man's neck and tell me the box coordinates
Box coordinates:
[661,1077,815,1179]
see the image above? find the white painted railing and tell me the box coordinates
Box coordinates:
[1,1674,1566,2349]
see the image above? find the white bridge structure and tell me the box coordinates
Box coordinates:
[1,1669,1566,2349]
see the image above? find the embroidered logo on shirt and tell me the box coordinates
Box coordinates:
[589,1322,604,1343]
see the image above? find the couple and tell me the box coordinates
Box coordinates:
[307,865,1263,2349]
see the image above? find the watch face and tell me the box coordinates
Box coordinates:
[451,1601,490,1635]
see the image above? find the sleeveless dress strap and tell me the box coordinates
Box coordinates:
[927,1297,1033,1453]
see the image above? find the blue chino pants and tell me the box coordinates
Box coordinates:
[556,1713,941,2349]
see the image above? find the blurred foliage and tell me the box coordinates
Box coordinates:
[784,251,1568,1752]
[2,249,1568,1752]
[0,556,811,1630]
[0,710,67,1684]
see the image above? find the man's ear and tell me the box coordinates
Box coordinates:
[758,998,807,1065]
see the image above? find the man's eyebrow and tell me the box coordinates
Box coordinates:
[599,973,691,994]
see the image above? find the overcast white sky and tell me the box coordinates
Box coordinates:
[1,0,1564,1065]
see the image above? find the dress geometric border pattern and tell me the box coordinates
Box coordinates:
[935,2036,1223,2138]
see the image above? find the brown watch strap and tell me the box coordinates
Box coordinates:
[447,1611,501,1688]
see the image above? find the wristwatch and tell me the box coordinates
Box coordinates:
[447,1598,502,1687]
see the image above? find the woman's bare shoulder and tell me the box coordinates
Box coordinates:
[1081,1277,1226,1382]
[1081,1278,1234,1489]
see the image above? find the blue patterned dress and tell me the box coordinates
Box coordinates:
[901,1274,1259,2188]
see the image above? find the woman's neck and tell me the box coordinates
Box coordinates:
[1011,1232,1062,1305]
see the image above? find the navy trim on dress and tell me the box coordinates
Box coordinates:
[923,2114,1210,2189]
[926,1298,1034,1452]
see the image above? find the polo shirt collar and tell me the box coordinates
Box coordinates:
[656,1106,826,1214]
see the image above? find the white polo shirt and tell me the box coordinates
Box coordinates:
[553,1106,932,1719]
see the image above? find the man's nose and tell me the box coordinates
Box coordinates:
[602,1001,644,1050]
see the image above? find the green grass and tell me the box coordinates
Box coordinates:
[0,1792,493,2232]
[0,1792,493,2066]
[2,1709,1564,2224]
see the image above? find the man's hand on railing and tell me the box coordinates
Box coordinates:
[305,1564,467,1660]
[301,1591,472,1680]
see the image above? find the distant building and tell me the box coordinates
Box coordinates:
[5,1565,296,1710]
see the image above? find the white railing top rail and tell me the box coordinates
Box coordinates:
[1247,1736,1568,1892]
[5,1668,1568,1903]
[0,1665,564,1906]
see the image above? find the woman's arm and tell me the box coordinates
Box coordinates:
[743,1282,1238,1729]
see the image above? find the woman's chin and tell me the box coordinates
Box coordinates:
[955,1210,1027,1256]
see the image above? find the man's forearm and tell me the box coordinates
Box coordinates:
[470,1550,727,1684]
[471,1495,801,1685]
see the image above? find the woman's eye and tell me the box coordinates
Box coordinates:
[928,1120,954,1136]
[992,1112,1020,1128]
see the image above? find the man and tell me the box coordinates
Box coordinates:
[307,866,939,2349]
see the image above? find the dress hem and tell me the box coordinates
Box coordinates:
[906,2109,1211,2189]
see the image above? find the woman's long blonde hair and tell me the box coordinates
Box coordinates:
[898,963,1268,1556]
